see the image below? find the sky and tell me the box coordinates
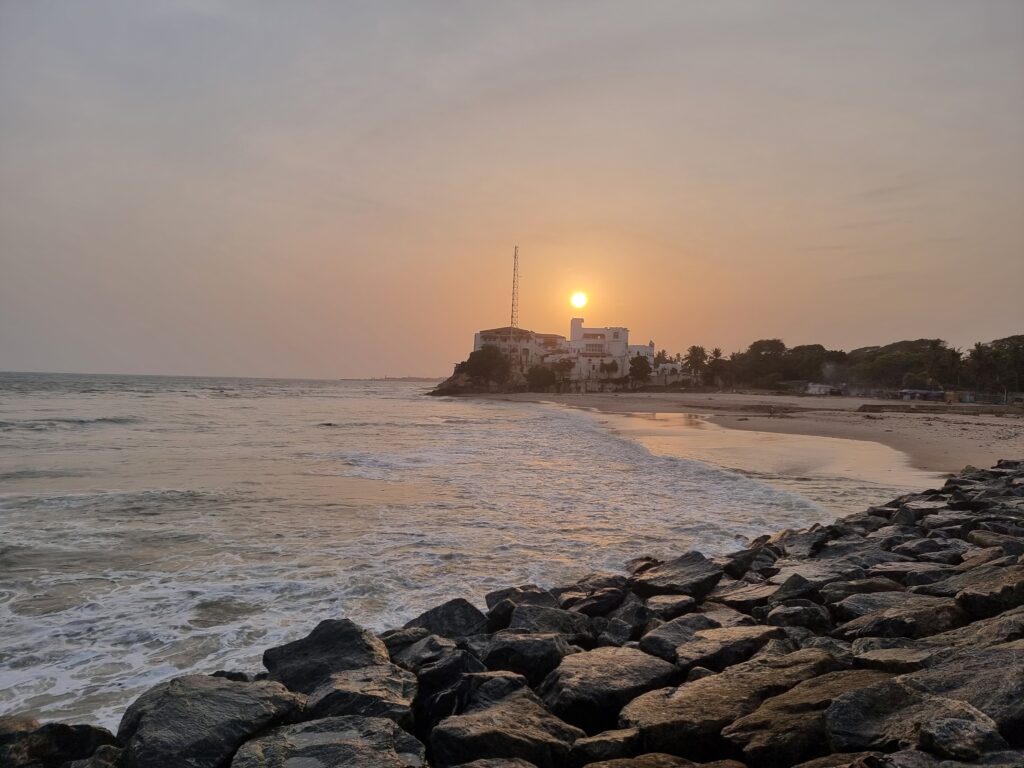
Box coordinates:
[1,1,1022,378]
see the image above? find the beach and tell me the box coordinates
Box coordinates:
[487,392,1024,475]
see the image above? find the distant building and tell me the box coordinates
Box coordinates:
[472,316,655,384]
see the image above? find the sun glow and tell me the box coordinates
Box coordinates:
[570,291,588,309]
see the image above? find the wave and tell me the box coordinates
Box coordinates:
[0,416,142,432]
[0,469,85,482]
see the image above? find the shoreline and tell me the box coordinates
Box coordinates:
[6,461,1023,767]
[479,391,1024,475]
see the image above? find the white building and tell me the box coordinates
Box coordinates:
[472,317,654,384]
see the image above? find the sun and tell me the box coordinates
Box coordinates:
[570,291,588,309]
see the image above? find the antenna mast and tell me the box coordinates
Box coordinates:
[510,245,519,330]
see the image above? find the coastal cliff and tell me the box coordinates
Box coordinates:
[4,462,1023,768]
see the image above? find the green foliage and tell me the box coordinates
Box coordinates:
[654,349,671,366]
[461,345,510,383]
[629,354,652,383]
[683,346,707,380]
[526,365,556,391]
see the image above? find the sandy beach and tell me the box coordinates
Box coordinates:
[486,392,1024,475]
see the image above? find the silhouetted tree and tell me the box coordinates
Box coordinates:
[629,355,652,384]
[460,345,510,383]
[526,365,556,391]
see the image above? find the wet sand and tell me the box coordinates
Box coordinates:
[487,392,1024,475]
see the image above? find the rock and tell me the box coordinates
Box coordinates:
[721,669,891,768]
[867,561,956,586]
[697,604,757,628]
[709,581,780,613]
[852,647,934,673]
[718,544,780,579]
[645,595,697,620]
[819,578,904,605]
[638,613,720,662]
[830,592,915,621]
[485,586,558,630]
[766,603,832,633]
[429,680,585,768]
[914,565,1024,619]
[263,619,390,693]
[568,727,639,766]
[598,619,635,647]
[673,626,786,672]
[898,642,1024,743]
[453,760,539,768]
[628,552,724,599]
[605,594,660,637]
[619,649,843,759]
[507,605,593,644]
[834,594,969,640]
[381,627,432,657]
[771,560,865,589]
[826,680,1003,754]
[404,598,488,639]
[876,748,1024,767]
[916,605,1024,651]
[563,587,626,617]
[790,753,885,767]
[65,745,123,768]
[686,666,715,681]
[478,632,575,685]
[766,527,830,559]
[582,756,696,767]
[968,530,1024,556]
[393,634,458,673]
[0,720,118,768]
[230,716,426,767]
[305,664,417,727]
[117,675,304,768]
[413,650,488,730]
[917,716,1008,761]
[538,647,678,733]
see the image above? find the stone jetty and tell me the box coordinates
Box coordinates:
[4,461,1024,768]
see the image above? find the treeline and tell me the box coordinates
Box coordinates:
[657,335,1024,393]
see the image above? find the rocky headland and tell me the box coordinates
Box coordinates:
[4,461,1024,768]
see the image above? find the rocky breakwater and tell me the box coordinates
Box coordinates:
[4,461,1024,768]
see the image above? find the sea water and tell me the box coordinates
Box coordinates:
[0,373,932,728]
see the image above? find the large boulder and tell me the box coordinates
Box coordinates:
[230,716,425,767]
[539,647,678,733]
[476,631,576,685]
[619,649,843,760]
[507,605,593,644]
[0,718,118,768]
[637,613,720,662]
[913,565,1024,619]
[834,595,969,640]
[568,728,640,766]
[628,552,724,599]
[720,669,891,767]
[116,675,304,768]
[485,586,559,630]
[413,650,488,731]
[305,664,417,728]
[263,619,390,693]
[429,676,585,768]
[672,625,786,672]
[404,599,488,639]
[393,634,458,673]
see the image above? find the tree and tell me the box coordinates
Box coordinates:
[654,349,671,367]
[599,360,619,377]
[683,345,708,382]
[629,355,652,384]
[525,365,556,391]
[461,345,510,383]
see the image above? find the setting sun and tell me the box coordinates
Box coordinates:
[570,291,588,309]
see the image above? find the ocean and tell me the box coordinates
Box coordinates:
[0,373,932,728]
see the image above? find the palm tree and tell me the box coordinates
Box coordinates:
[684,345,708,383]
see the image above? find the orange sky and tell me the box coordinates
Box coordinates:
[1,2,1022,378]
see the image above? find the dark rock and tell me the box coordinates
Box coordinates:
[568,727,639,766]
[917,716,1008,761]
[404,598,488,639]
[717,544,780,579]
[852,647,934,673]
[582,756,696,767]
[0,720,118,768]
[766,603,832,633]
[230,715,426,767]
[638,613,720,662]
[598,619,635,647]
[790,753,885,767]
[968,530,1024,556]
[605,594,660,637]
[381,627,432,657]
[539,647,677,733]
[628,552,724,599]
[834,594,969,640]
[116,675,304,768]
[916,605,1024,651]
[485,586,558,631]
[212,670,251,683]
[507,605,592,644]
[673,625,786,672]
[697,604,757,628]
[65,744,123,768]
[708,581,779,613]
[305,664,417,727]
[913,564,1024,619]
[876,748,1024,767]
[619,649,844,759]
[429,678,585,768]
[393,634,458,673]
[830,592,915,621]
[825,678,1005,753]
[564,588,626,617]
[819,578,904,605]
[721,669,891,768]
[765,527,830,559]
[867,561,957,586]
[478,632,575,685]
[685,666,715,681]
[644,595,697,620]
[453,760,539,767]
[413,650,487,731]
[771,560,865,589]
[263,619,390,693]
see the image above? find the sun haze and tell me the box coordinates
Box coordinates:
[0,2,1021,378]
[571,292,589,310]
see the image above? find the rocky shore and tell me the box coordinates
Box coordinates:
[4,462,1024,768]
